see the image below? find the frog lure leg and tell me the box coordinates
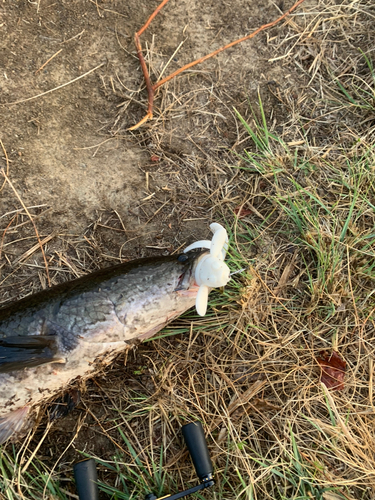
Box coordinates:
[184,223,231,316]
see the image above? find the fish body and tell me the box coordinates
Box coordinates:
[0,251,206,444]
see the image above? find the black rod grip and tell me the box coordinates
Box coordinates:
[73,458,99,500]
[181,422,213,481]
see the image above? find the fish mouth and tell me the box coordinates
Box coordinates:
[175,250,209,291]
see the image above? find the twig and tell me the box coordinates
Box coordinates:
[20,421,53,474]
[13,233,55,265]
[137,0,171,37]
[146,198,171,224]
[0,215,16,261]
[42,414,87,498]
[73,137,115,150]
[129,0,306,130]
[35,48,63,74]
[3,63,104,106]
[61,29,85,44]
[155,0,306,90]
[88,0,127,17]
[132,33,155,127]
[128,0,172,130]
[0,138,9,192]
[0,169,51,287]
[158,38,186,81]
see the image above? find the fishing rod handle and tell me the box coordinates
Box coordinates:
[73,458,99,500]
[181,422,213,482]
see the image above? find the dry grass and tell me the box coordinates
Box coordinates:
[1,0,375,499]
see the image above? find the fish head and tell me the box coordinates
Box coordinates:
[175,249,210,291]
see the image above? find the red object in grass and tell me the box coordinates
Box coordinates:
[150,155,160,162]
[317,350,346,391]
[234,206,252,218]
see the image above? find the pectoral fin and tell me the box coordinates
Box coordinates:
[0,406,29,445]
[0,335,63,373]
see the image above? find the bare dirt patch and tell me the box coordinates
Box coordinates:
[1,0,300,292]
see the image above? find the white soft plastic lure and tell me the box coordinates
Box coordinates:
[184,222,231,316]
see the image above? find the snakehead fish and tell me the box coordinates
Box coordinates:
[0,223,230,445]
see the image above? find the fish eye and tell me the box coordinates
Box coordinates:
[177,254,189,263]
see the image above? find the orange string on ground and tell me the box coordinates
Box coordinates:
[130,0,306,130]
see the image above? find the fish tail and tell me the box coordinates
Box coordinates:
[0,406,29,445]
